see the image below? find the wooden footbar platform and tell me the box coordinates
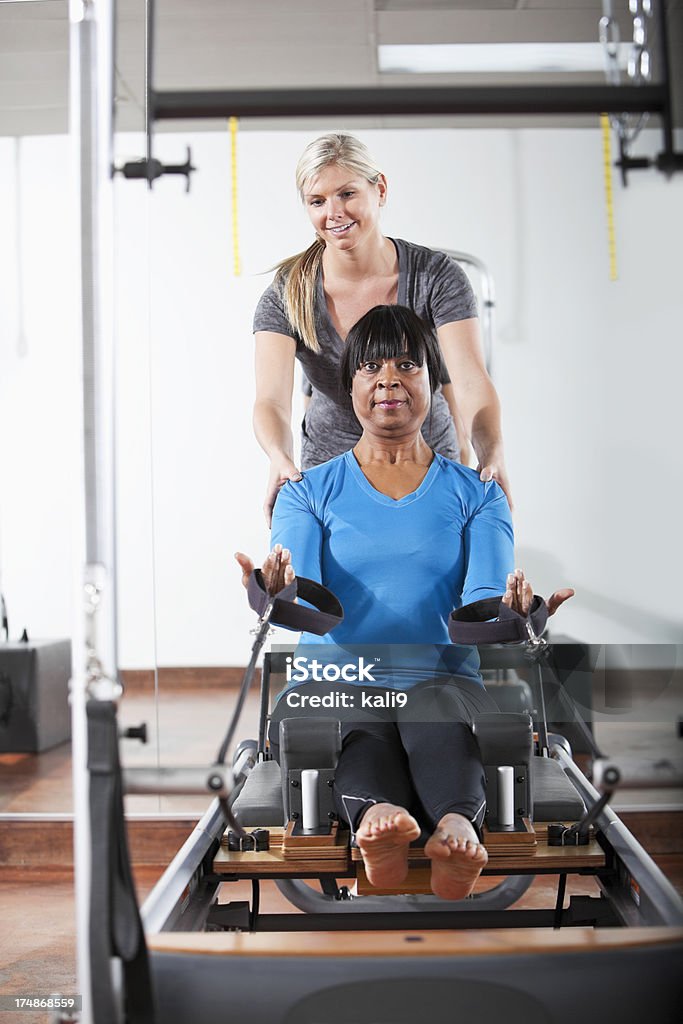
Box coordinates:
[148,927,683,958]
[213,822,605,878]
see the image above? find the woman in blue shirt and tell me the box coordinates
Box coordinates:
[237,305,572,899]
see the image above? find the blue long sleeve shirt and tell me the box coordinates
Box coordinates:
[271,450,514,688]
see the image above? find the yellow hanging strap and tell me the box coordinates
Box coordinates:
[229,116,241,276]
[600,113,618,282]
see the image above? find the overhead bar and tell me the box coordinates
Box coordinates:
[152,83,668,122]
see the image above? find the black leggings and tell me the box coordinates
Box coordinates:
[269,677,497,836]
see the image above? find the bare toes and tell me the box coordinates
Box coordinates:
[425,823,488,900]
[356,805,420,889]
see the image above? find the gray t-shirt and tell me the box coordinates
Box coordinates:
[253,237,478,468]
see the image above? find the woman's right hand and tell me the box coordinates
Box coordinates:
[235,544,296,595]
[264,457,302,527]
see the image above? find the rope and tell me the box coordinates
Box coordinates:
[600,113,618,282]
[229,116,241,276]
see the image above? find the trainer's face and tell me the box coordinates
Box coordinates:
[302,163,386,252]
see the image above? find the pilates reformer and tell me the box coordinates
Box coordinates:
[85,574,683,1024]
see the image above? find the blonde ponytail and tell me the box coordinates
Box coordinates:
[275,238,326,353]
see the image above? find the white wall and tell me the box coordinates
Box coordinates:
[0,136,79,644]
[1,126,682,666]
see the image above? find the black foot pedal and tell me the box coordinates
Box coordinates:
[226,828,270,852]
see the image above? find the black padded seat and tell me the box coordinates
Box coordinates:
[532,755,585,821]
[231,753,584,829]
[482,674,533,714]
[232,760,284,826]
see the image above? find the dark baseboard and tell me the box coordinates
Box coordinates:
[121,666,258,691]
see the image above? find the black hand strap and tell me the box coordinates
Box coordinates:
[448,594,548,645]
[247,569,344,635]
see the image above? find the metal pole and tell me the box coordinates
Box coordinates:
[152,84,668,122]
[69,1,118,1021]
[444,251,495,377]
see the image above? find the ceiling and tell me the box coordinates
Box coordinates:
[0,0,680,136]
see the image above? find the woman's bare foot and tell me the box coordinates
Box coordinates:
[355,803,421,889]
[424,813,488,900]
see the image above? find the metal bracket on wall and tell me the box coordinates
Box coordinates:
[114,146,196,191]
[610,1,683,185]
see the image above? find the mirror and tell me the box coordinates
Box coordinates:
[1,121,680,818]
[118,124,682,815]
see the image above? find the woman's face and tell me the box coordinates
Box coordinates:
[351,353,432,438]
[303,163,387,251]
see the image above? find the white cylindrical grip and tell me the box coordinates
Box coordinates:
[497,766,514,826]
[301,769,319,830]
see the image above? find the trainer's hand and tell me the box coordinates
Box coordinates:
[264,458,302,527]
[234,544,296,596]
[501,568,574,617]
[477,450,513,512]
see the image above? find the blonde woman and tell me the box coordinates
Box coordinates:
[253,132,511,523]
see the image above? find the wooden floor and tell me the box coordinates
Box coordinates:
[1,679,682,1021]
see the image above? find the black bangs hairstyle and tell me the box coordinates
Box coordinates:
[339,305,444,397]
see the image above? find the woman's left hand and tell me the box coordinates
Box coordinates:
[234,544,296,595]
[502,568,574,617]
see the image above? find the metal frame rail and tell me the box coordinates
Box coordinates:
[142,0,682,183]
[443,251,495,377]
[141,800,226,935]
[151,84,667,121]
[203,906,619,932]
[551,741,683,928]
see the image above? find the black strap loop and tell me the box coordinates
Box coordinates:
[88,700,155,1024]
[448,594,548,645]
[247,570,344,635]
